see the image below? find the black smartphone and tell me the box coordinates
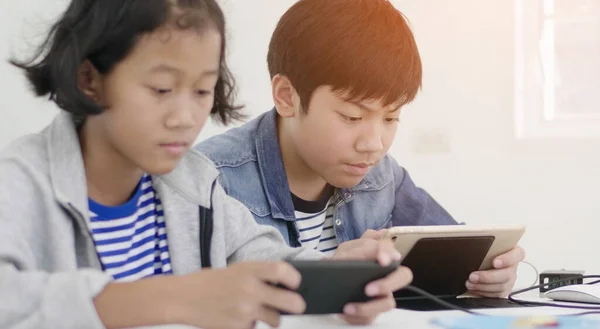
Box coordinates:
[281,259,399,314]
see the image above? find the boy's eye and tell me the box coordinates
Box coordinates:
[385,117,400,123]
[341,114,361,122]
[150,87,172,95]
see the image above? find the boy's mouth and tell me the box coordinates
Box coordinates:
[160,141,189,156]
[345,163,373,176]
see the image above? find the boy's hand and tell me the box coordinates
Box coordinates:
[332,230,412,325]
[465,246,525,298]
[332,229,391,261]
[172,262,305,329]
[361,229,389,240]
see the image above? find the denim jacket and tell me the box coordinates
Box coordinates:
[195,109,457,247]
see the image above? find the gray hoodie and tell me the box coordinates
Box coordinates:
[0,113,322,329]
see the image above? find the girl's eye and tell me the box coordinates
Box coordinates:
[196,90,213,96]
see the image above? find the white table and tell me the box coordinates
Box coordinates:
[258,294,600,329]
[128,294,600,329]
[265,307,599,329]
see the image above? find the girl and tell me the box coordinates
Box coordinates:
[0,1,410,328]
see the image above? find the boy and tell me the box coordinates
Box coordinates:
[196,0,524,298]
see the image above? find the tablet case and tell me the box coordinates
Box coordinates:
[394,236,495,300]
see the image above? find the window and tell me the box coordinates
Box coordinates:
[515,0,600,138]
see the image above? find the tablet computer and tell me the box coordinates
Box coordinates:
[385,224,525,299]
[284,260,399,314]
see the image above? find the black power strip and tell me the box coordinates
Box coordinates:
[539,270,584,293]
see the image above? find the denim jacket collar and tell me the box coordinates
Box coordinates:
[255,109,296,221]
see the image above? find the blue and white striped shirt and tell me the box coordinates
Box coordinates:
[88,174,172,281]
[292,194,338,256]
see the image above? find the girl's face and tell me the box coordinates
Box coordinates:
[81,26,222,175]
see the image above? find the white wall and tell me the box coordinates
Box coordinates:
[0,0,65,146]
[1,0,599,286]
[391,0,600,281]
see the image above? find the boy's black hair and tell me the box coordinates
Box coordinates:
[10,0,243,124]
[268,0,422,112]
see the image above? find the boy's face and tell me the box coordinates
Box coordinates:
[282,85,401,188]
[82,27,221,175]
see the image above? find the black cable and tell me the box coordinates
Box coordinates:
[402,285,483,315]
[398,276,600,316]
[508,275,600,310]
[572,311,600,317]
[520,260,539,287]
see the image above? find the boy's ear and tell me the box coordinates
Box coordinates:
[77,60,104,105]
[272,74,298,118]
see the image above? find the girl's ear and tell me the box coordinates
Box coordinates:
[77,60,105,105]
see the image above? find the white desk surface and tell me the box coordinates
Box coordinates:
[259,293,600,329]
[264,306,600,329]
[127,294,600,329]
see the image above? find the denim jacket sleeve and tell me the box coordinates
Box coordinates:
[390,159,458,227]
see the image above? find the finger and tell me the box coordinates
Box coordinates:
[467,289,509,298]
[466,280,511,294]
[361,229,380,239]
[260,282,306,314]
[361,229,389,240]
[375,239,402,266]
[469,266,514,285]
[339,314,378,326]
[375,229,389,240]
[365,266,412,297]
[334,239,379,261]
[343,296,396,318]
[493,246,525,268]
[251,262,302,290]
[255,306,282,328]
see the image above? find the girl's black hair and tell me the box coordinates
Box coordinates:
[10,0,243,124]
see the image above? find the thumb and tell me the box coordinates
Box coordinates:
[361,229,389,240]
